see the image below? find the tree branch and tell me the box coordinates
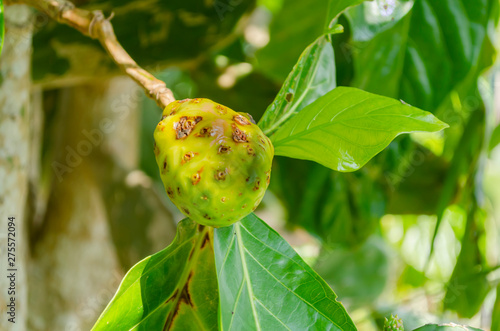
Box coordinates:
[7,0,176,109]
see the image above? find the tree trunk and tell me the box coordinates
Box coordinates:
[0,5,34,330]
[28,78,176,330]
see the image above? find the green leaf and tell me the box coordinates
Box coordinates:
[428,108,485,262]
[349,0,498,112]
[92,219,218,331]
[412,324,483,331]
[271,86,448,172]
[214,213,356,331]
[0,0,4,56]
[258,35,336,136]
[489,124,500,152]
[256,0,327,82]
[492,285,500,331]
[326,0,366,26]
[443,206,490,318]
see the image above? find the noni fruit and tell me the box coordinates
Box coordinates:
[154,98,274,227]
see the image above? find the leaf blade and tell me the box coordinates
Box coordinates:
[92,219,218,331]
[271,86,448,172]
[258,35,336,135]
[214,213,356,331]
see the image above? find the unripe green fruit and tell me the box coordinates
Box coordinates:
[154,98,274,227]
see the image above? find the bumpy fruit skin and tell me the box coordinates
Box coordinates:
[154,98,274,227]
[383,315,404,331]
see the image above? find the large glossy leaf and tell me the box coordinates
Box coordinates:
[92,219,218,331]
[256,0,327,82]
[258,35,335,135]
[214,213,356,331]
[271,86,448,172]
[429,108,485,261]
[413,324,483,331]
[349,0,498,112]
[443,205,490,318]
[32,0,255,84]
[327,0,366,24]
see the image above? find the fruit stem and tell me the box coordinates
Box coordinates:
[7,0,176,109]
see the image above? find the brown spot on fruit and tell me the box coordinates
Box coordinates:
[192,98,201,103]
[177,187,181,195]
[266,172,271,185]
[196,127,212,137]
[175,116,203,139]
[234,115,250,126]
[242,204,247,209]
[162,158,168,173]
[232,124,248,143]
[221,197,226,202]
[182,152,198,164]
[215,169,227,181]
[169,111,176,116]
[203,214,212,220]
[192,173,201,185]
[192,168,204,185]
[166,187,174,198]
[201,196,208,200]
[246,146,255,156]
[218,145,231,154]
[253,180,261,191]
[182,207,190,215]
[161,115,167,121]
[154,145,160,157]
[216,104,227,114]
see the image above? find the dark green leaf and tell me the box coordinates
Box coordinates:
[326,0,366,26]
[32,0,255,83]
[92,219,218,331]
[350,0,498,112]
[256,0,327,82]
[271,86,448,172]
[429,108,485,262]
[443,206,490,318]
[214,213,356,331]
[412,324,483,331]
[258,35,336,135]
[489,123,500,152]
[492,286,500,331]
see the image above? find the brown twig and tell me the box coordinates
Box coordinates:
[7,0,176,109]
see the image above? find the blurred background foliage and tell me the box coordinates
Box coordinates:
[4,0,499,329]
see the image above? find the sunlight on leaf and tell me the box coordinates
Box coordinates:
[214,213,356,331]
[92,219,218,331]
[259,35,336,136]
[271,86,448,172]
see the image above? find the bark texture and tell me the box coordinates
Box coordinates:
[28,78,176,330]
[0,5,34,330]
